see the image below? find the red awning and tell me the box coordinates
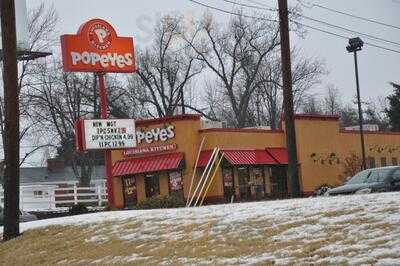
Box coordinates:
[224,150,277,165]
[197,149,278,167]
[113,152,184,177]
[197,150,215,168]
[266,147,288,164]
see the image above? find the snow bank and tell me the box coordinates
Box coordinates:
[2,192,400,264]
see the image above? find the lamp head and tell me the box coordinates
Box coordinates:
[346,37,363,53]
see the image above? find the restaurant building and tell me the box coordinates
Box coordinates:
[110,114,400,209]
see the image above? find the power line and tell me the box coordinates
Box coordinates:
[298,0,400,31]
[298,14,400,47]
[221,0,276,11]
[190,0,277,22]
[290,20,400,54]
[221,0,400,47]
[188,0,400,54]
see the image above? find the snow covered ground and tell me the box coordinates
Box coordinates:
[1,192,400,265]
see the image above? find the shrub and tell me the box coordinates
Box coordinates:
[69,203,88,215]
[312,184,333,197]
[136,194,185,210]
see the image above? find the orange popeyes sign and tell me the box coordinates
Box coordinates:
[61,18,135,73]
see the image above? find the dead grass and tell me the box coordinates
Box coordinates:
[0,205,399,265]
[316,207,364,218]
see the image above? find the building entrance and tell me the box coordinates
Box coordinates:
[122,176,137,207]
[238,167,251,201]
[145,174,160,198]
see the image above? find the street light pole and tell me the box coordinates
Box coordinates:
[347,37,366,170]
[353,51,367,170]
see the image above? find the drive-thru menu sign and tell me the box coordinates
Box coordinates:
[76,119,136,151]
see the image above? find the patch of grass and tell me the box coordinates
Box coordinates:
[317,207,364,218]
[0,203,399,265]
[378,206,400,214]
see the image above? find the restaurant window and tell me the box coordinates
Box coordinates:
[270,166,288,199]
[381,157,387,167]
[33,190,43,198]
[250,167,265,200]
[145,174,160,198]
[392,157,398,166]
[169,171,183,197]
[222,167,234,202]
[368,157,376,169]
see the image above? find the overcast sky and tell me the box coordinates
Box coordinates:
[26,0,400,101]
[22,0,400,166]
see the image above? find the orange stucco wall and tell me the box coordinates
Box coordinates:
[110,114,400,208]
[292,116,400,193]
[111,115,202,207]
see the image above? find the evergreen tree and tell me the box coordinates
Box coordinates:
[386,82,400,131]
[339,104,358,127]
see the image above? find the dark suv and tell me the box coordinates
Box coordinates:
[327,166,400,196]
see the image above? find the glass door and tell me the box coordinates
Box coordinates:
[238,167,251,201]
[251,167,265,200]
[145,174,160,198]
[122,176,137,207]
[222,167,235,203]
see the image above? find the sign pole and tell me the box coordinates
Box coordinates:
[61,19,136,210]
[97,72,114,208]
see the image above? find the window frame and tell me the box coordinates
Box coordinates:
[381,157,387,167]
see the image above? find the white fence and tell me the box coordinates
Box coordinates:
[0,183,108,211]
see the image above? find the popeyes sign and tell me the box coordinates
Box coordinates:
[61,19,135,73]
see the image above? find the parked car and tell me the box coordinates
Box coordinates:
[0,206,38,226]
[327,166,400,196]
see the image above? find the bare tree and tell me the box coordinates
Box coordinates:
[126,14,204,118]
[185,10,325,128]
[339,104,358,127]
[27,59,96,186]
[323,84,342,115]
[186,12,280,127]
[0,3,58,169]
[250,50,325,129]
[301,94,323,114]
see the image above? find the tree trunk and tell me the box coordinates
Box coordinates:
[1,0,21,240]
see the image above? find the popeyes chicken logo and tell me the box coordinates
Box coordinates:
[88,22,112,50]
[61,18,135,73]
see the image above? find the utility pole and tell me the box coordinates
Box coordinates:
[278,0,301,197]
[1,0,21,240]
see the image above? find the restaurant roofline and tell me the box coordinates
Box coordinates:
[294,114,340,121]
[136,114,201,127]
[340,129,400,135]
[199,128,284,134]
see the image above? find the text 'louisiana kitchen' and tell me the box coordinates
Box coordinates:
[71,51,133,68]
